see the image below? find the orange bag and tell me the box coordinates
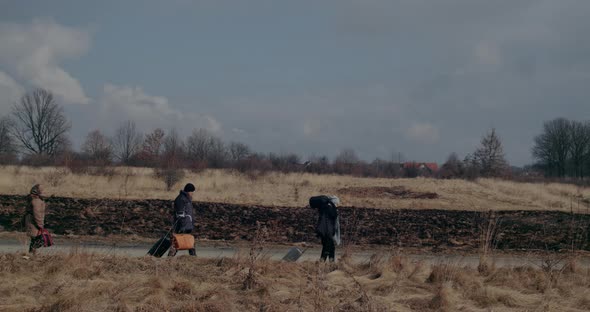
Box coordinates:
[172,234,195,250]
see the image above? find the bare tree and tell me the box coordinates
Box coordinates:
[439,152,464,179]
[568,120,590,179]
[141,128,165,165]
[0,116,16,163]
[82,130,112,164]
[185,128,227,167]
[155,129,186,191]
[162,128,185,164]
[463,153,481,180]
[269,152,301,172]
[305,155,332,174]
[473,128,508,177]
[112,120,143,164]
[229,142,251,163]
[207,136,227,168]
[186,128,212,162]
[334,148,360,175]
[10,89,71,156]
[532,118,571,177]
[335,148,359,164]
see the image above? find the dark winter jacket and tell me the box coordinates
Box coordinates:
[173,191,194,232]
[315,203,338,237]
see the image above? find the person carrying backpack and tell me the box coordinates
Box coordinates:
[310,195,341,262]
[168,183,197,257]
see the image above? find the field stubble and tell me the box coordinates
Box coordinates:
[1,166,589,213]
[0,250,589,312]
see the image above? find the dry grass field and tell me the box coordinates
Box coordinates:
[1,250,589,312]
[1,165,589,212]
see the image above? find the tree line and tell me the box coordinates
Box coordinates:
[532,118,590,179]
[0,88,519,184]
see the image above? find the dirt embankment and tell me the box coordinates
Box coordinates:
[1,194,588,251]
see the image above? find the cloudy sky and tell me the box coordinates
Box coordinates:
[1,0,589,166]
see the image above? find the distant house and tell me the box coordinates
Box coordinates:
[402,162,439,176]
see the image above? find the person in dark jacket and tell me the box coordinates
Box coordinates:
[168,183,197,257]
[314,195,340,262]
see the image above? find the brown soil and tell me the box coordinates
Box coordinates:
[338,186,439,199]
[1,195,589,252]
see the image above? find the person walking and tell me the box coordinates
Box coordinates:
[168,183,197,257]
[311,195,340,262]
[23,184,49,254]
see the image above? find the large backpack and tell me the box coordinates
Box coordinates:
[309,195,332,209]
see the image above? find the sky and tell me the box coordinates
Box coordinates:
[1,0,590,166]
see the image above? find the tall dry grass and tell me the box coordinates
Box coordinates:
[1,251,588,312]
[1,165,589,212]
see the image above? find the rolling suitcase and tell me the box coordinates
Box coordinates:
[147,235,171,257]
[282,247,307,262]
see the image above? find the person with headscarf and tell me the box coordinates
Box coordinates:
[23,184,48,254]
[168,183,197,256]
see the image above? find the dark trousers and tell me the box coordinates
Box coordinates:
[168,229,196,256]
[320,235,335,262]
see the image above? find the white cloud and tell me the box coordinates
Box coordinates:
[475,41,501,67]
[99,84,221,134]
[405,122,440,144]
[0,71,25,115]
[0,19,90,104]
[303,119,321,137]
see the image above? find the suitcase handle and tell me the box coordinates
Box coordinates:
[148,218,179,256]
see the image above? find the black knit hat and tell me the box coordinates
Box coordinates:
[183,183,196,192]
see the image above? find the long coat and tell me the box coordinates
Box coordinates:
[24,195,46,238]
[315,203,338,238]
[173,191,194,232]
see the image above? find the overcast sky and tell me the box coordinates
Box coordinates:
[1,0,589,166]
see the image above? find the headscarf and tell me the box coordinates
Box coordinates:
[328,195,340,207]
[30,184,43,197]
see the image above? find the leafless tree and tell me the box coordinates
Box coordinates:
[186,128,212,162]
[463,153,480,180]
[10,89,71,156]
[185,128,227,167]
[269,152,301,172]
[568,120,590,179]
[141,128,165,165]
[207,136,227,168]
[473,128,508,177]
[82,130,112,164]
[532,118,571,177]
[305,155,332,174]
[334,148,360,174]
[112,120,143,164]
[335,148,359,164]
[0,116,16,163]
[162,128,185,164]
[155,129,186,191]
[229,142,251,163]
[439,152,464,179]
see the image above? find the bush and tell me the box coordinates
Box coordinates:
[154,167,185,191]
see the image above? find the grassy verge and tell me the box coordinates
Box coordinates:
[1,250,589,312]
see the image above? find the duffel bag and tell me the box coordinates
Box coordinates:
[172,234,195,250]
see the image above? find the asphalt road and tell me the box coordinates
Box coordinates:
[1,238,589,269]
